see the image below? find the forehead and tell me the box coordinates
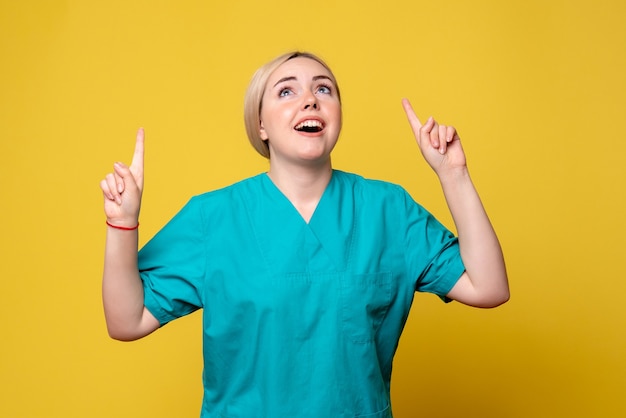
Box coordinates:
[266,57,334,87]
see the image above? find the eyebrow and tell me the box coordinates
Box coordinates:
[273,75,333,88]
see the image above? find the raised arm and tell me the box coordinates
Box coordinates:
[402,99,509,308]
[100,128,160,340]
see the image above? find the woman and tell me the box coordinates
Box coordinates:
[101,51,509,417]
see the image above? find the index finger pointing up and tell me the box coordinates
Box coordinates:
[130,127,145,171]
[401,98,423,133]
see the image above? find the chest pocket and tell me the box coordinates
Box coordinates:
[340,272,393,344]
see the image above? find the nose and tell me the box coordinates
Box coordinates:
[303,92,319,110]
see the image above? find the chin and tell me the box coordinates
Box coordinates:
[296,150,332,164]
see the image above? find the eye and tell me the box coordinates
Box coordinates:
[279,87,293,97]
[316,84,332,95]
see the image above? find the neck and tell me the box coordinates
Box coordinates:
[267,159,333,223]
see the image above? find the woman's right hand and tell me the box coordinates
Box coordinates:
[100,128,145,227]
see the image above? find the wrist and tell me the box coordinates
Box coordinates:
[437,166,470,186]
[106,219,139,230]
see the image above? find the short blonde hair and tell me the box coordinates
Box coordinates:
[243,51,341,159]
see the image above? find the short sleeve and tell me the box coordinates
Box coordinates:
[402,189,465,301]
[138,197,206,325]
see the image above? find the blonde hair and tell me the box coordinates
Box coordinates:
[243,51,341,158]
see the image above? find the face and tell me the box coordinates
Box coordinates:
[259,57,342,166]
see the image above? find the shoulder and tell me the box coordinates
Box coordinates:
[188,174,265,205]
[333,170,409,201]
[173,174,266,224]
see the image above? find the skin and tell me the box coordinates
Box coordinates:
[100,57,508,341]
[259,57,342,222]
[401,99,509,308]
[100,128,159,341]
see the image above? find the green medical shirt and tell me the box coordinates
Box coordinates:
[138,170,465,418]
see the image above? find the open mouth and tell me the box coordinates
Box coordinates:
[294,120,324,133]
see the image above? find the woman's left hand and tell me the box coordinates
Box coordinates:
[401,98,466,177]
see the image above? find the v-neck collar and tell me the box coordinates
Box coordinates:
[247,171,356,274]
[261,171,333,226]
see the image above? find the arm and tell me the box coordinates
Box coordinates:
[402,99,509,308]
[100,128,160,340]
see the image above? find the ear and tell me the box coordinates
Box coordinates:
[259,120,269,141]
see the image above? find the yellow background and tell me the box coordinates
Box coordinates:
[1,0,625,416]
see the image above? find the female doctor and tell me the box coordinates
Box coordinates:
[100,51,509,417]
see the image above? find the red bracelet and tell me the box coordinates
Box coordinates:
[106,220,139,230]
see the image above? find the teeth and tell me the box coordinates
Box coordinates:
[295,120,323,130]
